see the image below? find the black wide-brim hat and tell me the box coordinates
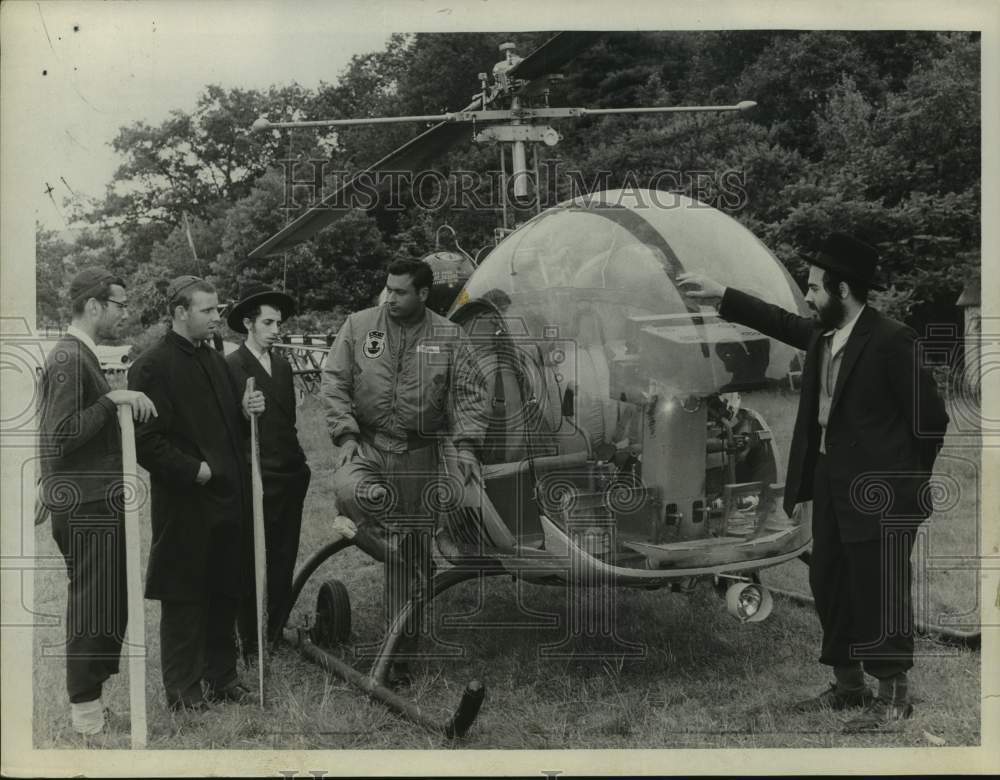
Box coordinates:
[227,281,297,334]
[809,232,884,290]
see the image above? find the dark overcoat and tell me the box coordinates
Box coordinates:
[225,344,308,494]
[719,288,949,543]
[128,330,249,601]
[38,334,122,509]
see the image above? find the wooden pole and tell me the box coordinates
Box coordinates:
[118,408,147,749]
[247,377,268,706]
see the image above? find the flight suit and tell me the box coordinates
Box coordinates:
[322,304,489,650]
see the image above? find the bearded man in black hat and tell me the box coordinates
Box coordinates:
[678,233,949,732]
[225,282,311,651]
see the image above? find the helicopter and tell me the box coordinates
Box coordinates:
[245,32,808,738]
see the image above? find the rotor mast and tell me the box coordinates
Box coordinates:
[250,43,755,223]
[246,32,757,260]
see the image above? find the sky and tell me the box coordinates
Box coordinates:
[4,1,396,229]
[2,0,997,235]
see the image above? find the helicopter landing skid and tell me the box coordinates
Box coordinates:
[368,562,507,687]
[282,626,486,738]
[281,539,495,738]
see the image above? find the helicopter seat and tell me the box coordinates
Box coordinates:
[562,342,621,451]
[478,450,591,545]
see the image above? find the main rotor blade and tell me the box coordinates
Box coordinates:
[578,101,758,116]
[507,31,601,82]
[248,98,480,259]
[255,113,464,130]
[249,31,603,260]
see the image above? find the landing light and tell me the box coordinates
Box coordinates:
[725,582,773,623]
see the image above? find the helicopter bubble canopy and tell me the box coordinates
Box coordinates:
[449,188,807,401]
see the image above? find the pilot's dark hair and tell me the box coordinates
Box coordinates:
[821,270,869,304]
[387,258,434,293]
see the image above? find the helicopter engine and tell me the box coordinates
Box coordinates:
[618,312,788,549]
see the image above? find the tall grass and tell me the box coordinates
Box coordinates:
[32,392,980,749]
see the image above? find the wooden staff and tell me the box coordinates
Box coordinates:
[118,407,147,749]
[247,377,267,706]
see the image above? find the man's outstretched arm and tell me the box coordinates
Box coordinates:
[677,272,816,351]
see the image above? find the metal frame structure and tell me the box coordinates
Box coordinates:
[279,538,496,738]
[247,32,755,259]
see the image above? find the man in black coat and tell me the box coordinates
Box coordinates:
[225,282,310,649]
[679,233,949,731]
[128,275,264,710]
[38,267,157,735]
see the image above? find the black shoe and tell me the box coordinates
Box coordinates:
[790,682,874,713]
[205,679,252,704]
[843,698,914,733]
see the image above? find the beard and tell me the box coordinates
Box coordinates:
[388,301,421,322]
[811,295,846,330]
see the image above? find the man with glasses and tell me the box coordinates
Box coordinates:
[39,267,157,736]
[128,275,263,711]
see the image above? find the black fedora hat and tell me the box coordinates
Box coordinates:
[809,232,883,289]
[227,281,296,334]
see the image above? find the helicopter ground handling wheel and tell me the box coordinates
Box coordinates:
[280,531,490,738]
[313,578,351,648]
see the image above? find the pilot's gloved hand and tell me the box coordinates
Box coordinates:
[334,437,360,468]
[330,514,357,541]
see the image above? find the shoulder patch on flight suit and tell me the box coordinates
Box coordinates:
[363,329,385,359]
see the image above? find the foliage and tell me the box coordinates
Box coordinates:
[35,225,122,325]
[772,34,980,312]
[127,320,171,361]
[280,309,350,337]
[35,227,73,326]
[38,31,980,338]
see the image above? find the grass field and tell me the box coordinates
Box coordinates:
[31,390,981,751]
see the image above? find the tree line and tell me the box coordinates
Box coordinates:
[36,30,980,343]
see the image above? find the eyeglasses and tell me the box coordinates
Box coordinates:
[105,299,129,310]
